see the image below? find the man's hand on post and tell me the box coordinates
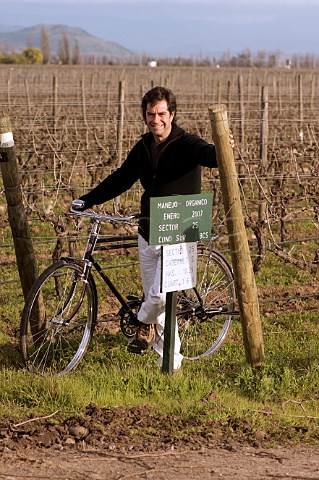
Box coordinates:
[229,130,235,149]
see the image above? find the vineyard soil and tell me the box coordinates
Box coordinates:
[0,404,318,479]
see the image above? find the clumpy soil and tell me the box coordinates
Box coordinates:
[0,403,318,479]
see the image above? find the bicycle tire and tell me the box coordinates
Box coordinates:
[177,247,235,360]
[20,259,97,376]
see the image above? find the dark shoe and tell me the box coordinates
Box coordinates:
[135,322,155,350]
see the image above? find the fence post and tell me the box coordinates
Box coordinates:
[237,74,245,146]
[237,74,245,179]
[116,78,125,168]
[259,85,268,223]
[114,79,125,212]
[52,74,58,135]
[0,111,39,300]
[208,104,265,368]
[298,74,304,142]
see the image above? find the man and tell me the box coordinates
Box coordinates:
[73,86,231,371]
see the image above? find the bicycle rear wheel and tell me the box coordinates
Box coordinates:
[20,259,97,376]
[177,248,235,360]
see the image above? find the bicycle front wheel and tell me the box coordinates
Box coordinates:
[20,260,97,376]
[177,248,235,360]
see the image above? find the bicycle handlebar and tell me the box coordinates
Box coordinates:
[69,200,139,224]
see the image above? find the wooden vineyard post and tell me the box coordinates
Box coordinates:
[0,112,39,301]
[208,104,265,367]
[114,79,125,212]
[80,75,88,128]
[237,74,245,179]
[259,85,268,223]
[237,74,245,147]
[298,74,304,143]
[251,85,269,274]
[116,79,125,169]
[52,74,58,135]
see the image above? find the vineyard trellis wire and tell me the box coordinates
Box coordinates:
[0,64,319,318]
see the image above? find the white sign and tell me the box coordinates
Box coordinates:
[0,131,14,148]
[161,242,197,293]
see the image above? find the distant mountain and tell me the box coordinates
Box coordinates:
[0,24,23,33]
[0,24,135,61]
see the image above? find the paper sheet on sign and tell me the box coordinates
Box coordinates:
[161,242,197,293]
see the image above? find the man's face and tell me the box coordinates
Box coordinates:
[145,100,175,143]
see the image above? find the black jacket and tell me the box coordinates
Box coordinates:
[80,124,218,241]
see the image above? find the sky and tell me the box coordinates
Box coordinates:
[0,0,318,58]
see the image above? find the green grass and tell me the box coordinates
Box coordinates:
[0,310,318,445]
[1,234,319,445]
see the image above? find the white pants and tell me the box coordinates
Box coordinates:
[137,234,183,370]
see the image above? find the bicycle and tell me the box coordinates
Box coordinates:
[20,201,236,376]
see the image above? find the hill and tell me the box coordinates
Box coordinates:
[0,24,135,61]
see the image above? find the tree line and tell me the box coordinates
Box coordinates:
[1,25,319,68]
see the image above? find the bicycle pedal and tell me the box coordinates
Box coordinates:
[127,295,139,301]
[127,342,145,355]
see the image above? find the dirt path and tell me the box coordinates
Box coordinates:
[1,444,319,479]
[0,404,318,479]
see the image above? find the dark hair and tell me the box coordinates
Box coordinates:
[141,86,177,123]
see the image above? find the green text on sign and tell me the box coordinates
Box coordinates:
[149,193,212,245]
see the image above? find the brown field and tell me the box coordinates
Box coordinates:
[1,64,319,302]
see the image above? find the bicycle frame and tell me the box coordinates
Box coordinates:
[67,210,141,324]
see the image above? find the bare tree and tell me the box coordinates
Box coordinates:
[72,40,82,65]
[40,26,51,64]
[58,31,71,64]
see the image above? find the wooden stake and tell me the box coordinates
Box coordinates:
[208,104,265,367]
[114,79,125,212]
[259,85,268,223]
[0,112,39,301]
